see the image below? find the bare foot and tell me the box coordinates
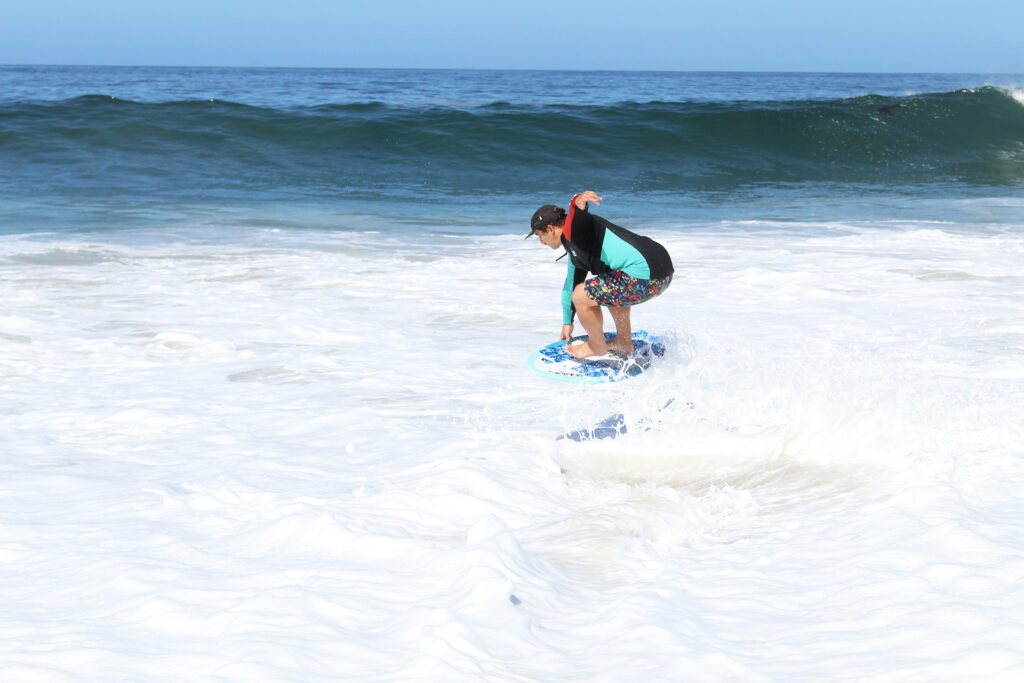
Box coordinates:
[608,338,634,355]
[567,340,608,359]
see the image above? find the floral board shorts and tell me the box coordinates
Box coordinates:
[583,270,672,307]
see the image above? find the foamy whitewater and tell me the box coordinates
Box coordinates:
[2,218,1023,680]
[3,67,1024,680]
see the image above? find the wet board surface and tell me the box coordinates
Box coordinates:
[527,330,665,384]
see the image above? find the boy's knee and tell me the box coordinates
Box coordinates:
[572,284,594,307]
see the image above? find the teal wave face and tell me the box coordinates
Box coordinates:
[2,87,1023,204]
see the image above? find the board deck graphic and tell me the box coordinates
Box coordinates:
[527,330,665,384]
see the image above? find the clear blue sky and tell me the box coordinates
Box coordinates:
[2,0,1021,72]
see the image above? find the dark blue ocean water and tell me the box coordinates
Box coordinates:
[2,66,1023,235]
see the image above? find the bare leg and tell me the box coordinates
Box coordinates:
[567,283,608,358]
[608,306,634,354]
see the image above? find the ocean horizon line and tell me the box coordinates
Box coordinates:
[3,63,1022,77]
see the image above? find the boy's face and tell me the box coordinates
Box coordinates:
[534,224,562,249]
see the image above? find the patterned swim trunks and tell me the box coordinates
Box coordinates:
[583,270,672,307]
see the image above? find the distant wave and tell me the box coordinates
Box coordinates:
[2,87,1023,200]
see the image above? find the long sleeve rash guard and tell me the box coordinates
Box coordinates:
[559,196,674,324]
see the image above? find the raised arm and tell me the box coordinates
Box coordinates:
[573,191,602,210]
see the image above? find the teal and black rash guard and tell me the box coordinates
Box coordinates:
[559,196,674,324]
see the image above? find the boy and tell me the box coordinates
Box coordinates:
[527,191,673,358]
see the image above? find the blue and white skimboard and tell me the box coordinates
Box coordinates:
[527,330,665,384]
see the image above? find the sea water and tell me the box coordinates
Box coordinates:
[2,67,1024,680]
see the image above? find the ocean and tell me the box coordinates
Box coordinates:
[2,66,1024,680]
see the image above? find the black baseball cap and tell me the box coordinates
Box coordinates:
[526,204,565,238]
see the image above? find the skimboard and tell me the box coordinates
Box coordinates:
[527,330,665,384]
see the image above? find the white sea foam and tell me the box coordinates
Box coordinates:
[1,222,1023,679]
